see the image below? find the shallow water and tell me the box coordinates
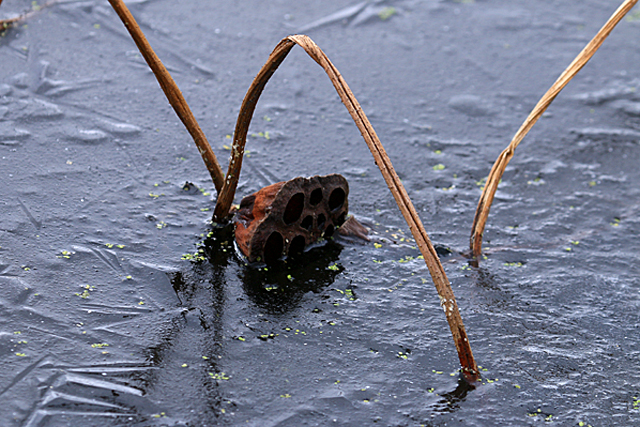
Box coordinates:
[1,0,639,426]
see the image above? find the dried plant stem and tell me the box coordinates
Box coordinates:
[470,0,639,258]
[0,0,57,31]
[213,35,478,381]
[107,0,225,192]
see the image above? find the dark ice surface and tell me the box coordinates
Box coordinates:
[1,0,639,426]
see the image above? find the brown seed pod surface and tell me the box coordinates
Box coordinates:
[234,174,349,263]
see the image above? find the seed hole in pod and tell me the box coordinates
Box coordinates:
[317,214,326,229]
[328,188,346,211]
[301,215,313,230]
[283,193,305,224]
[335,212,347,227]
[324,224,335,238]
[309,188,323,206]
[263,231,284,264]
[288,235,306,257]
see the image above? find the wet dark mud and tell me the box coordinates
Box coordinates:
[1,0,640,426]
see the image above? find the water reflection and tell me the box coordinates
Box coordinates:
[431,375,476,413]
[139,225,239,421]
[241,241,344,314]
[141,225,345,421]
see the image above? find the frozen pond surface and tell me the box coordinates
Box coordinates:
[1,0,640,425]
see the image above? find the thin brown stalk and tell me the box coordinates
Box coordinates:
[107,0,225,193]
[0,0,57,32]
[470,0,639,258]
[213,35,478,381]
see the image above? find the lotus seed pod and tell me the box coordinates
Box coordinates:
[234,174,349,263]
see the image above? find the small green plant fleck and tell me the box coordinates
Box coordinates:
[504,262,524,267]
[378,7,396,20]
[527,177,545,185]
[181,252,205,261]
[209,372,230,380]
[397,352,408,359]
[156,221,167,229]
[251,131,271,140]
[91,343,109,348]
[344,289,356,301]
[75,284,95,299]
[57,250,73,259]
[327,264,340,271]
[433,164,445,171]
[503,262,523,267]
[280,393,292,398]
[626,9,640,22]
[611,217,621,227]
[259,333,278,340]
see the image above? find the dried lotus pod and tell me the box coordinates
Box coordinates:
[234,174,349,263]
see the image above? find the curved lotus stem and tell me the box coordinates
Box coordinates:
[470,0,639,258]
[108,0,225,192]
[213,35,479,381]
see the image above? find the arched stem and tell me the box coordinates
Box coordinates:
[213,35,478,380]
